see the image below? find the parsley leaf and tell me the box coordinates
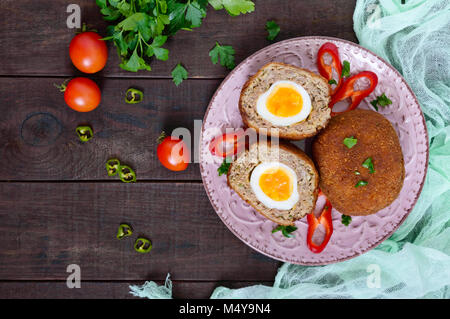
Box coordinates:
[343,136,357,149]
[218,157,232,176]
[186,1,207,28]
[209,0,255,16]
[272,225,297,238]
[341,60,350,78]
[355,180,368,188]
[146,35,169,61]
[265,20,280,41]
[341,215,352,226]
[171,63,188,86]
[370,99,379,111]
[209,42,236,70]
[328,79,337,85]
[378,93,392,106]
[370,93,392,111]
[362,157,375,174]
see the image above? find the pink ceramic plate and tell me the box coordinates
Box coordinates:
[199,36,428,265]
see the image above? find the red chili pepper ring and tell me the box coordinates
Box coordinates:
[329,71,378,116]
[306,190,334,253]
[317,42,343,95]
[209,131,245,158]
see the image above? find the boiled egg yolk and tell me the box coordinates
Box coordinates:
[266,86,303,118]
[250,162,299,210]
[256,80,312,126]
[259,167,293,201]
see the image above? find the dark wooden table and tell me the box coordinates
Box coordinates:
[0,0,357,298]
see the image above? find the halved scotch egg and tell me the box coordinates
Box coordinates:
[239,62,331,140]
[227,141,319,226]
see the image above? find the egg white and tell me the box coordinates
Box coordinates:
[256,80,312,126]
[250,162,299,210]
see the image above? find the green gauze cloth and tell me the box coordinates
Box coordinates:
[130,0,450,299]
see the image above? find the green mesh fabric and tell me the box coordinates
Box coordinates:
[130,0,450,299]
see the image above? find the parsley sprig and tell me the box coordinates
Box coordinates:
[341,215,352,226]
[362,157,375,174]
[171,63,188,86]
[343,136,357,149]
[97,0,255,72]
[209,42,236,70]
[341,60,350,78]
[370,93,392,111]
[272,225,297,238]
[265,20,280,41]
[218,157,232,176]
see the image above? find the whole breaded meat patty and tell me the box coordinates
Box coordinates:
[312,109,405,216]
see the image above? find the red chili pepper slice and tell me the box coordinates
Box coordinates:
[209,131,245,158]
[317,42,343,95]
[307,190,333,254]
[329,71,378,116]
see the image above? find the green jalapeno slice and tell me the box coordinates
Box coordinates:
[76,126,93,142]
[116,223,133,239]
[125,88,144,104]
[106,158,121,177]
[118,165,136,183]
[134,237,152,253]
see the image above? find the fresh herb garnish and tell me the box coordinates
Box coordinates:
[96,0,254,72]
[218,157,232,176]
[343,136,357,149]
[355,170,361,175]
[208,0,255,15]
[362,157,375,174]
[341,60,350,78]
[341,215,352,226]
[209,42,236,70]
[370,93,392,111]
[272,225,297,238]
[171,63,188,86]
[355,180,368,188]
[328,79,337,85]
[265,20,280,41]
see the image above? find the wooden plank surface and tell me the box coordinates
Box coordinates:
[0,0,358,298]
[0,78,219,181]
[0,0,357,78]
[0,182,279,281]
[0,281,273,299]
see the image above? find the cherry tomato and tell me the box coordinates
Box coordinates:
[157,136,190,171]
[64,77,101,112]
[69,31,108,74]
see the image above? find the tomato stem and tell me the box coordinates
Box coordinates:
[54,79,70,93]
[76,22,97,34]
[157,131,166,144]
